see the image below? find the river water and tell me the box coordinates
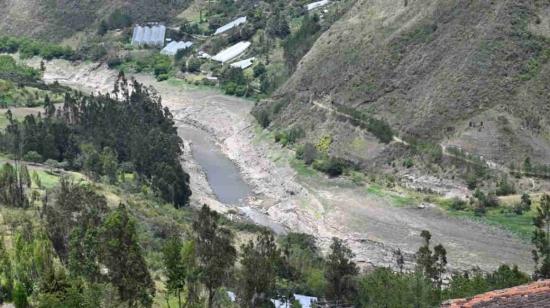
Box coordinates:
[178,125,286,234]
[178,126,251,204]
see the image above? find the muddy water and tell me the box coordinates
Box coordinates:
[178,126,251,205]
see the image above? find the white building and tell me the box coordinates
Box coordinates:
[212,41,251,63]
[160,41,193,56]
[214,16,247,35]
[131,24,166,47]
[230,57,256,69]
[306,0,330,11]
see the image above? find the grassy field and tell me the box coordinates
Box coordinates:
[436,195,539,239]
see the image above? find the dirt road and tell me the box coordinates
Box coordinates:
[32,58,533,273]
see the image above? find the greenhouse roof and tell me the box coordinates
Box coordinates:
[214,17,247,35]
[230,57,256,69]
[131,24,166,47]
[306,0,330,11]
[212,41,251,63]
[161,41,193,55]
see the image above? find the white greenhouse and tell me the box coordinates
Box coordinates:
[131,24,166,47]
[214,16,247,35]
[306,0,330,11]
[230,57,256,69]
[161,41,193,56]
[212,41,251,63]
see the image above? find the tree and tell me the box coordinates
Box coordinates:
[13,281,28,308]
[44,178,108,264]
[100,147,118,184]
[532,194,550,279]
[99,204,154,307]
[162,237,186,308]
[237,231,282,307]
[394,248,405,273]
[193,205,236,308]
[324,238,358,305]
[0,237,13,302]
[416,231,447,289]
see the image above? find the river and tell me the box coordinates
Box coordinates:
[178,126,251,204]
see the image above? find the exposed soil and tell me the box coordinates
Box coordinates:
[29,58,534,273]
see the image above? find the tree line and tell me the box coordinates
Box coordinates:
[0,175,547,307]
[0,74,191,207]
[158,203,546,308]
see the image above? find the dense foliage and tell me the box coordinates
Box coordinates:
[0,74,191,207]
[0,36,75,61]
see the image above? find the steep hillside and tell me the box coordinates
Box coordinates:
[255,0,550,170]
[0,0,189,41]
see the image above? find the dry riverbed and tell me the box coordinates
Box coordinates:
[27,58,533,273]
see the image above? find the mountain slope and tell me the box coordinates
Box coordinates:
[256,0,550,168]
[0,0,189,41]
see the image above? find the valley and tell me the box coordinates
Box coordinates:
[0,0,548,305]
[29,57,533,273]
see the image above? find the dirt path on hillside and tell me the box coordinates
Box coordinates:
[30,58,534,273]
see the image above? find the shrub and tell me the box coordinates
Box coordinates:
[253,63,266,78]
[156,73,169,81]
[234,85,247,97]
[254,109,270,128]
[450,197,467,211]
[495,177,516,196]
[351,171,365,185]
[465,172,478,190]
[313,158,347,177]
[223,82,237,95]
[367,117,394,144]
[187,57,202,72]
[153,55,171,77]
[23,151,43,163]
[316,135,332,154]
[513,193,531,215]
[107,57,122,69]
[402,158,414,168]
[299,143,318,165]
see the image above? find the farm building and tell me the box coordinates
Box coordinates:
[131,24,166,47]
[212,41,251,63]
[214,16,247,35]
[230,57,255,69]
[161,41,193,56]
[306,0,330,11]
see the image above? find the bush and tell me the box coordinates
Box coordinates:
[367,117,394,144]
[254,109,270,128]
[313,158,347,177]
[156,73,169,81]
[402,158,414,168]
[253,63,266,78]
[153,55,172,77]
[13,282,27,308]
[107,57,122,69]
[297,143,318,165]
[450,197,467,211]
[234,85,247,97]
[223,82,237,95]
[351,171,365,185]
[316,135,332,154]
[474,189,499,209]
[187,57,202,73]
[495,177,516,196]
[513,193,531,215]
[23,151,43,163]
